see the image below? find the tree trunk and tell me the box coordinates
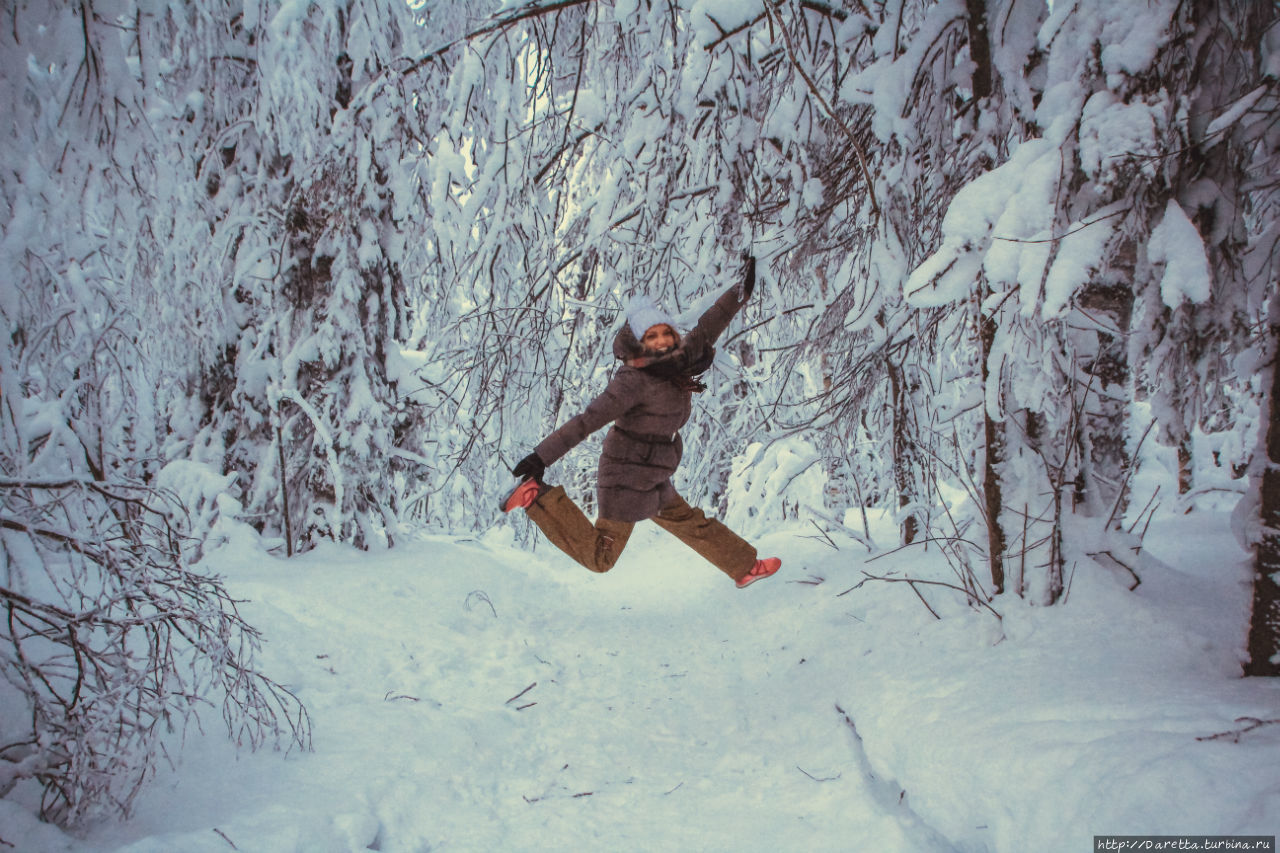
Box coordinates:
[979,289,1006,594]
[1074,248,1135,520]
[964,0,993,103]
[888,357,918,545]
[1177,440,1193,497]
[1245,306,1280,676]
[967,0,1004,593]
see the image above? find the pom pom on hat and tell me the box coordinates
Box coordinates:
[626,295,678,339]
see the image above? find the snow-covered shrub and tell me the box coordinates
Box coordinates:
[724,437,827,539]
[0,479,311,824]
[153,459,257,559]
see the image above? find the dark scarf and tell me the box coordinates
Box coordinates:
[613,326,715,393]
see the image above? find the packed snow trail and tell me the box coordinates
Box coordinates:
[36,505,1279,852]
[81,523,954,852]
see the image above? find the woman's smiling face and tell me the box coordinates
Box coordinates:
[640,323,678,355]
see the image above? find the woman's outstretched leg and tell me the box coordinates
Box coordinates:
[525,485,634,573]
[651,494,758,582]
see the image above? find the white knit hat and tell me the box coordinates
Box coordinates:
[626,295,678,339]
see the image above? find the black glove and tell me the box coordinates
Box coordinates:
[739,252,757,301]
[512,452,545,482]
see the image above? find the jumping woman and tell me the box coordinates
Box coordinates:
[501,255,782,589]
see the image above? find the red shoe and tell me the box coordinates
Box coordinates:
[736,557,782,588]
[500,478,545,513]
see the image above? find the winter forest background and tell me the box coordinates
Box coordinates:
[2,0,1280,832]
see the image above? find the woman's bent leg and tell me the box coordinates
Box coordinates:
[526,485,633,573]
[652,493,756,581]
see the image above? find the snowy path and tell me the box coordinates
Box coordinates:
[31,508,1278,852]
[83,524,952,852]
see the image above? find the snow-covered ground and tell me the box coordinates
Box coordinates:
[4,497,1279,852]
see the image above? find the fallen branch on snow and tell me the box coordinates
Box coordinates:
[506,682,538,709]
[839,571,1003,624]
[796,765,842,782]
[1196,717,1280,743]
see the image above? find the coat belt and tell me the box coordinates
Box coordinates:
[615,427,678,445]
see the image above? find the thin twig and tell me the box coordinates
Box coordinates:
[991,207,1129,244]
[1087,550,1141,590]
[506,682,537,705]
[1196,717,1280,743]
[865,535,987,562]
[842,571,1003,622]
[465,590,498,618]
[796,765,842,782]
[1104,419,1157,531]
[806,519,838,549]
[760,0,880,217]
[212,828,239,850]
[384,692,420,702]
[906,581,941,620]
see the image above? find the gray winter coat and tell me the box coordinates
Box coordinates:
[534,285,747,522]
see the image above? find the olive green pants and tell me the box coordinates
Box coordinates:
[525,485,756,581]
